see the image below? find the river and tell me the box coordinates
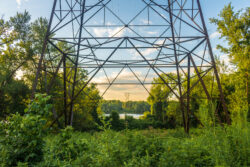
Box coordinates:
[104,114,143,119]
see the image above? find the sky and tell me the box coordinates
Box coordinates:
[0,0,249,101]
[0,0,249,32]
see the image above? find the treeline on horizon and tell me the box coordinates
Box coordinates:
[99,100,150,114]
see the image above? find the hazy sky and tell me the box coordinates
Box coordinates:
[0,0,249,101]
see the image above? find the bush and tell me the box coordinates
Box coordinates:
[37,124,250,167]
[42,126,89,166]
[109,111,124,130]
[0,94,52,166]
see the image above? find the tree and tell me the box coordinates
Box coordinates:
[0,11,33,117]
[109,111,123,130]
[210,4,249,122]
[147,73,177,123]
[0,12,102,130]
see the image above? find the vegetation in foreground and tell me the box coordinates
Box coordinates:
[42,126,250,167]
[1,122,250,166]
[0,94,249,167]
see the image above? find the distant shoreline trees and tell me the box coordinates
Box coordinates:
[99,100,150,114]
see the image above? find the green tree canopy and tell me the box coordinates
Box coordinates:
[210,4,249,123]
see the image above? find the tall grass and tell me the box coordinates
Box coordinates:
[36,124,250,167]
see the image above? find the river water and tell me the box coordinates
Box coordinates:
[104,114,143,119]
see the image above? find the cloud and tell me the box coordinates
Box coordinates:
[16,0,29,8]
[140,40,165,56]
[93,70,154,84]
[141,48,156,56]
[128,39,165,59]
[16,0,21,5]
[147,31,158,35]
[93,27,126,37]
[98,84,150,101]
[128,48,156,59]
[141,19,152,24]
[92,70,157,100]
[220,54,230,65]
[210,31,220,39]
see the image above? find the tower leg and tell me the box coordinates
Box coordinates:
[69,0,86,125]
[32,0,57,99]
[196,0,231,124]
[168,0,187,132]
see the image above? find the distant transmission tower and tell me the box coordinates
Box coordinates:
[125,93,130,102]
[33,0,230,132]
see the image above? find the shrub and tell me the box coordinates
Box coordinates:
[44,126,88,163]
[40,124,250,167]
[0,94,52,166]
[109,111,124,130]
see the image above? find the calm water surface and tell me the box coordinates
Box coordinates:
[104,114,143,119]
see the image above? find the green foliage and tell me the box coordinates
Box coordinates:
[25,94,52,117]
[197,101,217,127]
[0,11,101,129]
[210,4,249,122]
[147,73,177,123]
[0,94,52,166]
[224,73,249,128]
[0,11,33,118]
[210,4,249,71]
[123,115,166,130]
[99,113,172,131]
[0,80,30,118]
[43,126,89,166]
[8,10,31,41]
[100,100,150,114]
[34,125,250,167]
[98,115,112,131]
[109,111,124,130]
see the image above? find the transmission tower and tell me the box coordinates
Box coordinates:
[125,93,130,102]
[33,0,230,132]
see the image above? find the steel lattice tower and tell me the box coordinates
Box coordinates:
[33,0,230,132]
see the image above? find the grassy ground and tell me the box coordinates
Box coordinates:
[37,125,250,167]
